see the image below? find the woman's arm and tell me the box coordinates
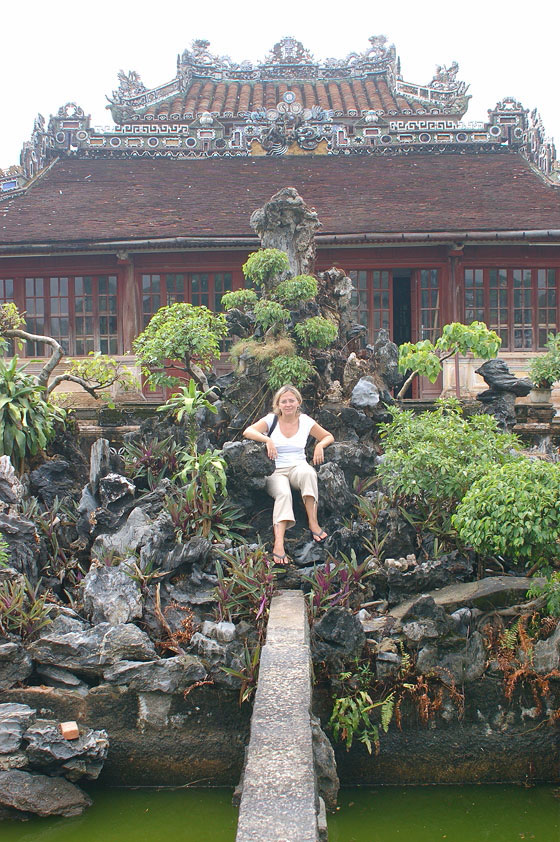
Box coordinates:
[309,422,334,465]
[243,418,277,460]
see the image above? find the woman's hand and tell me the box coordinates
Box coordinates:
[313,443,325,465]
[266,438,278,460]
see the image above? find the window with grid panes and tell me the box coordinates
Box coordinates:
[141,272,232,347]
[419,269,440,342]
[24,277,46,355]
[463,268,557,350]
[372,271,390,336]
[348,270,369,332]
[75,275,118,355]
[23,275,118,356]
[537,269,557,347]
[141,274,187,327]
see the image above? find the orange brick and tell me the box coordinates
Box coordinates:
[60,721,80,740]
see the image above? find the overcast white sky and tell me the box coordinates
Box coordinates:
[1,0,558,169]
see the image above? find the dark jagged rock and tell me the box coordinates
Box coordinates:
[82,561,143,626]
[29,458,77,508]
[323,441,377,485]
[476,359,534,431]
[401,595,455,645]
[416,630,486,683]
[138,512,211,575]
[222,440,275,505]
[316,462,354,518]
[311,713,339,812]
[376,507,417,560]
[0,770,92,817]
[24,722,109,781]
[97,473,136,511]
[312,607,365,663]
[0,513,39,584]
[0,640,33,690]
[0,456,23,507]
[339,406,375,437]
[27,622,158,674]
[369,328,401,390]
[386,551,474,605]
[476,359,534,396]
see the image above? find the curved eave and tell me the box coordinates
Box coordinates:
[2,229,560,259]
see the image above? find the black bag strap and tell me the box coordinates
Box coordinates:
[268,415,278,436]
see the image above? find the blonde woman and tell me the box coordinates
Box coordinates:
[243,385,334,564]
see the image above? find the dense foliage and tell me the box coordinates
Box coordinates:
[0,357,63,472]
[377,399,520,511]
[453,458,560,567]
[529,332,560,388]
[242,249,290,287]
[133,302,227,389]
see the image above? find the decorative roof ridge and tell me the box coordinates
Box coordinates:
[106,35,468,119]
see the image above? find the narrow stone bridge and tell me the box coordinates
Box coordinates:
[235,589,326,842]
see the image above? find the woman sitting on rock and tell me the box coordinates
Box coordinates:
[243,384,334,564]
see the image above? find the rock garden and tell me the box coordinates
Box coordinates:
[0,189,559,820]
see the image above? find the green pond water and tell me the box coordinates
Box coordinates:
[0,784,558,841]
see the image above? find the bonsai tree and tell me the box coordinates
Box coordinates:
[529,333,560,389]
[396,321,502,399]
[223,248,339,390]
[133,302,228,393]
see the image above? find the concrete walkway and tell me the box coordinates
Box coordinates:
[236,589,321,842]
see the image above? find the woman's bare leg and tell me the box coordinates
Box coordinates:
[273,520,289,559]
[303,496,327,541]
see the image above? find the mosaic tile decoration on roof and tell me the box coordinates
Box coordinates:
[6,36,558,193]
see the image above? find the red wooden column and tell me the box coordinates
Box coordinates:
[117,251,140,353]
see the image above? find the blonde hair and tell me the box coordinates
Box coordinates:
[272,384,303,416]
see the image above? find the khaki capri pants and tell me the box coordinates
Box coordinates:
[265,461,318,528]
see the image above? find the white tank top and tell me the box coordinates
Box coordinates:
[264,412,315,468]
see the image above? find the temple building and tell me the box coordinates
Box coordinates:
[0,35,559,401]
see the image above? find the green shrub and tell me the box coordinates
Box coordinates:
[267,355,314,390]
[242,249,290,287]
[378,399,519,511]
[529,333,560,388]
[271,275,318,306]
[452,458,560,567]
[133,302,227,389]
[527,571,560,617]
[0,357,62,472]
[253,300,290,332]
[294,316,338,349]
[220,289,259,311]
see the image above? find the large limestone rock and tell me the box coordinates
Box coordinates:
[24,722,109,781]
[0,639,33,690]
[390,576,541,620]
[103,655,206,693]
[82,560,143,625]
[27,621,157,674]
[312,607,365,663]
[250,187,320,281]
[0,769,92,817]
[0,703,36,755]
[416,631,486,683]
[0,513,40,584]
